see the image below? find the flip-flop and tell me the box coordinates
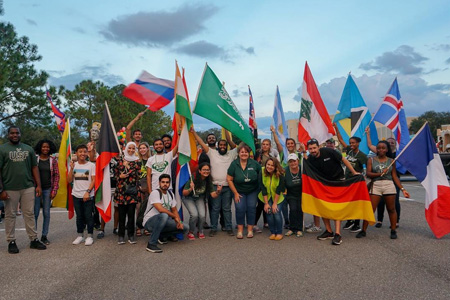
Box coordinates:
[136,229,142,237]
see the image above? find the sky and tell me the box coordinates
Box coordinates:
[3,0,450,137]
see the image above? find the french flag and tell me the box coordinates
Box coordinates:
[397,123,450,238]
[123,71,175,112]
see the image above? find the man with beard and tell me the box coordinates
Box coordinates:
[192,129,236,237]
[146,138,178,194]
[305,138,359,245]
[0,126,47,253]
[161,134,173,153]
[143,174,188,253]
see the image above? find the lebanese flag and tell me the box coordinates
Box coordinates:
[94,103,120,223]
[298,62,335,144]
[397,123,450,238]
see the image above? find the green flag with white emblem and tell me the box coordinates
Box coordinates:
[193,63,255,152]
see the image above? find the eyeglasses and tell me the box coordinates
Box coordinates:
[306,138,318,145]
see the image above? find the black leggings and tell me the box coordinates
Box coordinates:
[254,200,268,225]
[118,203,136,238]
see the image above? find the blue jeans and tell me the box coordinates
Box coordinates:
[235,190,257,226]
[144,213,189,245]
[73,196,94,234]
[183,196,206,233]
[35,188,51,236]
[211,186,232,231]
[267,199,284,235]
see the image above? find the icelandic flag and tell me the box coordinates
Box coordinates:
[334,75,378,155]
[47,90,66,133]
[397,123,450,238]
[372,78,410,173]
[273,86,288,163]
[248,85,257,138]
[123,70,175,112]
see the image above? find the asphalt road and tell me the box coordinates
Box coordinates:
[1,181,449,300]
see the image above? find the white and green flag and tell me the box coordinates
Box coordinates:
[193,64,255,152]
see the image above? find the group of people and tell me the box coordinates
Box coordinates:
[0,112,411,254]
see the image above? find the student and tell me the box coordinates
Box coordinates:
[68,144,96,246]
[34,139,60,245]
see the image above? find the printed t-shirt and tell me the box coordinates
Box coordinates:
[0,142,37,190]
[145,152,174,190]
[72,161,96,198]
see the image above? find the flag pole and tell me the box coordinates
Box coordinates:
[105,101,122,155]
[381,122,428,174]
[192,62,208,113]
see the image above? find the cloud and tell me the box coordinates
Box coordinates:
[431,44,450,52]
[293,73,450,117]
[359,45,428,75]
[231,88,248,98]
[100,4,218,47]
[238,45,255,55]
[72,27,86,34]
[26,19,37,26]
[446,57,450,64]
[49,65,124,90]
[174,40,226,59]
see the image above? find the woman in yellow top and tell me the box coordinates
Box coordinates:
[258,157,286,240]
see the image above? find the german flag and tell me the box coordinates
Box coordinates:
[302,160,375,224]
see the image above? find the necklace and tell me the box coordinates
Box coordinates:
[290,168,300,180]
[240,162,251,182]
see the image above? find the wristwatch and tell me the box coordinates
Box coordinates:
[87,189,92,193]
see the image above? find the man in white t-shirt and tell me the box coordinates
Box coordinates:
[143,174,188,253]
[193,129,237,237]
[145,138,178,194]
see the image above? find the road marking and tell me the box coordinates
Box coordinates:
[0,228,26,232]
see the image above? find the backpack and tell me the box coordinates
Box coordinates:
[136,189,174,229]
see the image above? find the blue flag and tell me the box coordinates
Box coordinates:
[273,86,288,163]
[334,75,378,155]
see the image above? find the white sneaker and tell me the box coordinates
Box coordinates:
[305,222,315,230]
[85,237,94,246]
[72,236,85,245]
[306,226,322,233]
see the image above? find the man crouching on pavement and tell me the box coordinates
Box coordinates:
[143,174,188,253]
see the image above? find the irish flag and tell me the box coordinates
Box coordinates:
[52,118,74,219]
[298,62,335,144]
[94,103,120,222]
[302,160,375,223]
[175,61,197,165]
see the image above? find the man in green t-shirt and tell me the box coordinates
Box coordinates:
[0,126,47,254]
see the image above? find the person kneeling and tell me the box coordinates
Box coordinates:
[143,174,188,253]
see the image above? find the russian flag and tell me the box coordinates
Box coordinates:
[397,123,450,238]
[123,71,175,112]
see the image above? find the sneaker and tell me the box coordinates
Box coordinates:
[203,223,211,229]
[305,222,314,230]
[85,237,94,246]
[343,220,354,230]
[41,236,50,245]
[350,224,362,233]
[8,241,19,254]
[209,230,217,237]
[72,236,85,245]
[118,236,125,245]
[390,230,398,239]
[356,231,366,238]
[198,232,206,239]
[306,225,322,233]
[97,231,105,239]
[317,230,334,240]
[254,226,262,233]
[128,236,137,244]
[187,233,196,240]
[227,229,234,236]
[168,235,178,242]
[113,228,118,235]
[332,234,342,245]
[158,238,168,245]
[146,243,162,253]
[375,222,382,228]
[30,238,47,250]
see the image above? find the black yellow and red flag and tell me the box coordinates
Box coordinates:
[302,160,375,223]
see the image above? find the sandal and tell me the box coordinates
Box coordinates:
[136,229,142,237]
[296,231,304,237]
[144,230,151,236]
[247,231,254,238]
[285,230,294,236]
[236,232,244,239]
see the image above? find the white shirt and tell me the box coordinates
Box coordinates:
[143,189,176,225]
[207,148,237,186]
[72,161,96,198]
[145,152,174,191]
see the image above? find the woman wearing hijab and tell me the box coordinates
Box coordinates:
[114,142,142,245]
